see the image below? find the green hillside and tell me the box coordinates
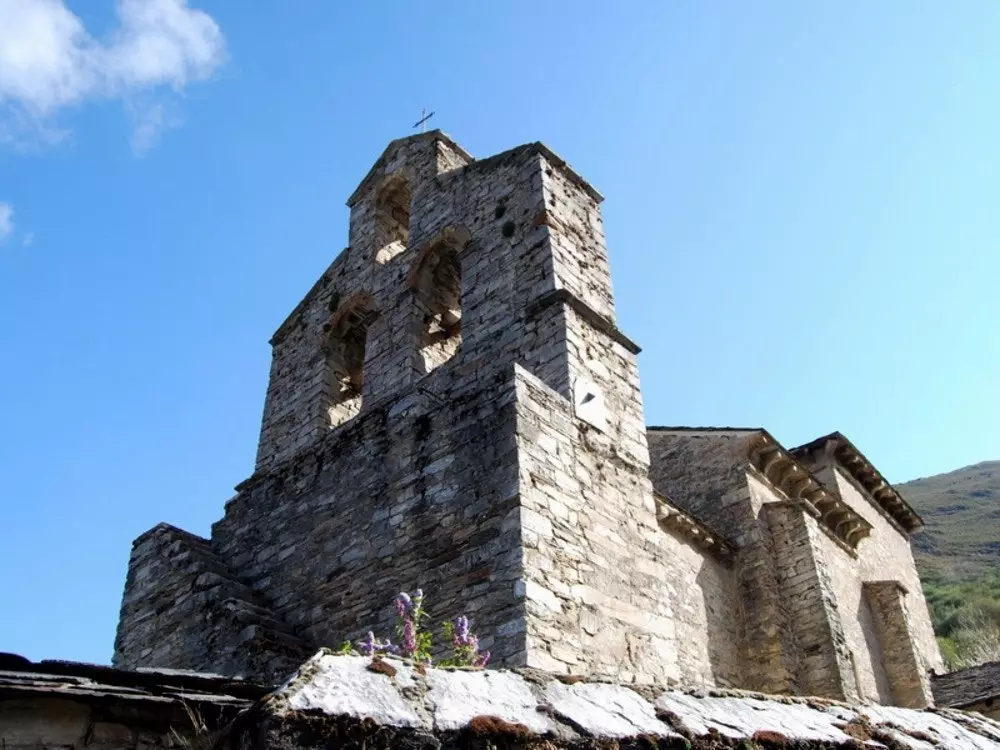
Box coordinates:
[896,461,1000,667]
[898,460,1000,579]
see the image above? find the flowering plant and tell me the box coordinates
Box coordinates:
[335,588,489,668]
[441,615,490,667]
[395,589,433,664]
[355,631,400,657]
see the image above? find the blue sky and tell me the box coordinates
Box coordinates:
[1,1,998,665]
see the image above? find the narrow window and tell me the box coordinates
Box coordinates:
[411,241,462,375]
[375,177,411,264]
[323,296,375,428]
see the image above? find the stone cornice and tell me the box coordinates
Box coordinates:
[789,433,923,533]
[525,288,641,354]
[654,492,735,564]
[746,431,873,548]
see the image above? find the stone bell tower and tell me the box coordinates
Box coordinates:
[114,131,942,703]
[114,131,672,683]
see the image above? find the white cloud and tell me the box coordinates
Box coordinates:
[22,230,34,247]
[0,203,13,243]
[0,0,226,149]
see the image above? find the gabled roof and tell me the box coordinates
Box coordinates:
[345,130,473,207]
[745,429,873,548]
[646,427,873,548]
[346,131,604,207]
[789,432,923,533]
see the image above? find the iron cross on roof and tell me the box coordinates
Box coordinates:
[413,109,435,133]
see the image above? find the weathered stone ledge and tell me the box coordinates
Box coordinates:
[222,651,1000,750]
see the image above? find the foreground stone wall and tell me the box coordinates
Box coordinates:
[220,652,1000,750]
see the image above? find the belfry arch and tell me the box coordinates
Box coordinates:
[408,227,469,376]
[374,175,411,263]
[323,293,376,428]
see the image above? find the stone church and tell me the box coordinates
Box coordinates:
[114,131,943,707]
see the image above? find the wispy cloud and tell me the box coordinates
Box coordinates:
[0,202,13,243]
[0,0,226,152]
[126,97,182,155]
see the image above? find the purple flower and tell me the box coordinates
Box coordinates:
[474,650,491,668]
[403,618,417,656]
[395,592,412,617]
[357,631,400,657]
[453,616,478,650]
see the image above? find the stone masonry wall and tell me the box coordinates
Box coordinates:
[515,367,742,687]
[828,467,943,678]
[646,430,940,706]
[646,430,757,543]
[737,473,799,695]
[646,434,797,694]
[796,463,941,707]
[815,528,894,704]
[255,136,477,472]
[537,156,615,322]
[209,361,528,668]
[253,138,613,474]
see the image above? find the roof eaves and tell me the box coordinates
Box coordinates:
[789,432,923,533]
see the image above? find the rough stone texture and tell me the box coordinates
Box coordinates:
[934,661,1000,720]
[765,502,856,701]
[514,371,742,687]
[114,524,310,684]
[0,653,265,750]
[797,438,943,705]
[226,652,1000,750]
[646,428,943,705]
[114,131,942,707]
